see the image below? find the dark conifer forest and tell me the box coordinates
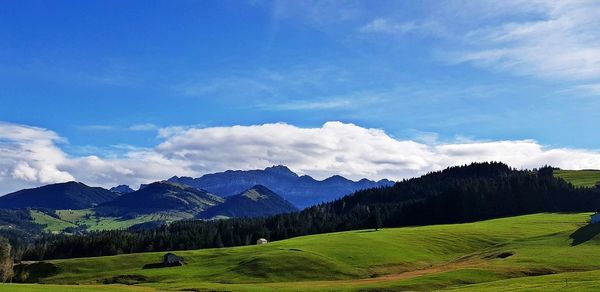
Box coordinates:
[18,162,600,261]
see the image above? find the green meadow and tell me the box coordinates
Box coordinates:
[8,212,600,291]
[31,209,193,233]
[554,169,600,187]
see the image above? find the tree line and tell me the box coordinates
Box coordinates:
[18,162,600,261]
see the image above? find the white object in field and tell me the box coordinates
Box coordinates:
[256,238,268,245]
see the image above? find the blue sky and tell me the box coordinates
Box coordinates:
[1,1,600,193]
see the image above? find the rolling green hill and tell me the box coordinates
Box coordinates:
[8,212,600,291]
[29,209,192,233]
[554,169,600,187]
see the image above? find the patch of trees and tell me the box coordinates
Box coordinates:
[19,162,600,261]
[0,237,13,282]
[0,209,45,260]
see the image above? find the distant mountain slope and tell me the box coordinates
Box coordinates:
[96,181,224,216]
[169,165,394,208]
[199,185,298,219]
[0,181,118,209]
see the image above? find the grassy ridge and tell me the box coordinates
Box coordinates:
[554,169,600,187]
[30,209,193,233]
[10,213,600,291]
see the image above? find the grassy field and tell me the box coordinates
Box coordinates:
[30,210,76,233]
[554,169,600,187]
[9,212,600,291]
[30,209,193,233]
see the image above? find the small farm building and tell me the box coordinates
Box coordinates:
[163,253,184,266]
[256,238,268,245]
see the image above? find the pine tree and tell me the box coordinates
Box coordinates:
[370,207,382,231]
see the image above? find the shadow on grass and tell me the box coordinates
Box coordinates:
[101,274,148,285]
[356,230,378,233]
[142,263,166,269]
[142,262,183,269]
[570,223,600,246]
[13,262,59,283]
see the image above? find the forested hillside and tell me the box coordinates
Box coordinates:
[20,162,600,260]
[198,185,298,219]
[95,181,223,217]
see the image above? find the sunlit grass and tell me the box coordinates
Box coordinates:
[14,212,600,291]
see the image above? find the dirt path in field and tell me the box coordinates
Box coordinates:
[361,261,479,283]
[290,259,485,289]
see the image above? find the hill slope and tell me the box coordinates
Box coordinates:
[199,185,298,219]
[168,165,394,208]
[554,169,600,187]
[12,213,600,291]
[0,181,118,209]
[96,181,224,216]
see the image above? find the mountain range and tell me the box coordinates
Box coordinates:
[96,181,224,217]
[168,165,394,208]
[0,166,393,233]
[0,181,118,209]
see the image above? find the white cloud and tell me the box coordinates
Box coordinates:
[359,18,438,35]
[570,83,600,96]
[258,99,353,111]
[360,18,419,34]
[172,65,354,104]
[0,123,74,193]
[79,125,114,131]
[352,1,600,84]
[450,1,600,81]
[1,121,600,195]
[128,123,158,131]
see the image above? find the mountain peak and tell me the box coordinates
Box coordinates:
[377,179,395,185]
[323,175,351,183]
[264,165,297,177]
[242,185,273,201]
[110,185,134,194]
[198,185,297,219]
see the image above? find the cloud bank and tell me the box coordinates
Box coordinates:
[1,121,600,195]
